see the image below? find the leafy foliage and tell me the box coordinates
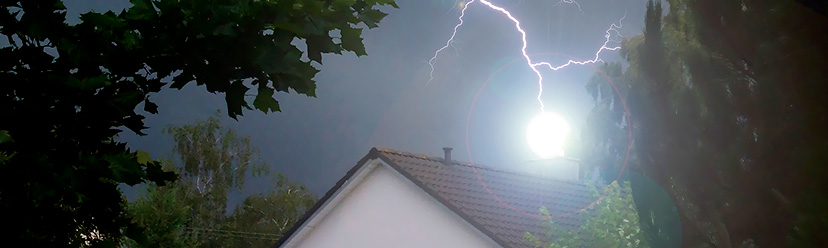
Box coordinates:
[0,0,395,246]
[582,0,828,246]
[580,62,629,178]
[164,114,267,246]
[581,53,681,248]
[126,115,316,248]
[525,181,649,248]
[220,174,317,247]
[124,181,198,248]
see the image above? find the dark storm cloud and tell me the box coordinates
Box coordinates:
[61,0,651,196]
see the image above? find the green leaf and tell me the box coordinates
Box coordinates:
[329,0,356,9]
[144,99,159,114]
[288,74,317,97]
[0,130,13,143]
[358,9,388,28]
[122,30,141,49]
[253,85,280,113]
[306,34,340,63]
[225,81,250,119]
[136,150,152,165]
[340,26,366,56]
[385,0,400,8]
[171,72,194,89]
[54,1,66,10]
[144,161,176,186]
[67,75,110,90]
[352,0,367,11]
[273,21,305,36]
[80,12,126,29]
[126,0,158,21]
[105,152,145,186]
[112,90,144,113]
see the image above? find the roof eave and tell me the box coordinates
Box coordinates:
[272,148,382,247]
[372,152,511,247]
[273,148,511,248]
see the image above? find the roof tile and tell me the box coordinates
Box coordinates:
[375,148,596,248]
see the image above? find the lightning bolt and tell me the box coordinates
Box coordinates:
[551,0,584,14]
[427,1,474,86]
[426,0,624,112]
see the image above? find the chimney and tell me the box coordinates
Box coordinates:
[442,147,453,164]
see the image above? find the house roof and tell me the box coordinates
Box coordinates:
[274,148,597,248]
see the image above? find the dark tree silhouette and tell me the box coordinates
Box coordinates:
[0,0,396,246]
[582,0,828,246]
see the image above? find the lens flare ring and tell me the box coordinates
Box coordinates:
[465,53,633,219]
[428,0,631,218]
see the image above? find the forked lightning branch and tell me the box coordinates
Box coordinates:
[427,0,625,113]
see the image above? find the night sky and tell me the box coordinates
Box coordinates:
[62,0,651,200]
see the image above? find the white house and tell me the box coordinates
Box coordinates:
[274,147,595,248]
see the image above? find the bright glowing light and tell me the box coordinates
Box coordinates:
[526,112,570,158]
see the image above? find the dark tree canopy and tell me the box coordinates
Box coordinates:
[0,0,396,246]
[127,115,316,248]
[581,0,828,247]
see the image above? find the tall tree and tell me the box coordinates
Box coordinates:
[125,179,198,248]
[581,50,682,248]
[165,114,268,247]
[0,0,396,246]
[221,174,316,247]
[583,0,828,246]
[126,115,316,248]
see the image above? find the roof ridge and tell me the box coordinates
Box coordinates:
[375,147,585,185]
[276,147,595,248]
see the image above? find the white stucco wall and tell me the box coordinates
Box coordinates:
[286,162,500,248]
